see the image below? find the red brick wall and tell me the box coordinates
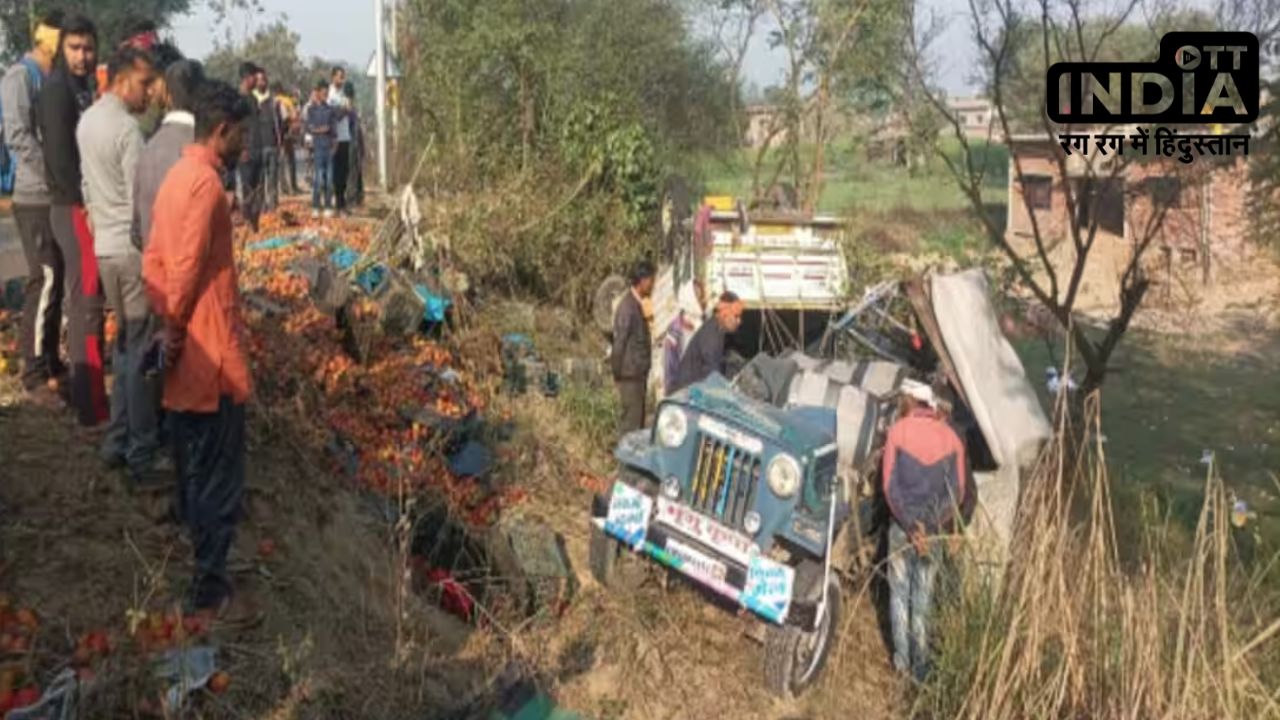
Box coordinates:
[1007,142,1254,265]
[1007,145,1073,244]
[1127,158,1252,264]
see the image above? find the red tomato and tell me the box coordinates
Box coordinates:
[14,685,40,707]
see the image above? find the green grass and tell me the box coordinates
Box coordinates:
[697,137,1009,215]
[1015,330,1280,561]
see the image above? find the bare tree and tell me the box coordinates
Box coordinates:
[905,0,1183,390]
[700,0,769,143]
[747,0,898,211]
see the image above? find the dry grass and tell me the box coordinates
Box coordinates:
[0,382,488,718]
[917,392,1280,720]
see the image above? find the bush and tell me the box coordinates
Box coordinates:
[915,397,1280,719]
[558,380,618,451]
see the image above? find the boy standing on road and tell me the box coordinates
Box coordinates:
[3,12,63,400]
[304,81,336,218]
[78,47,162,480]
[143,80,254,619]
[40,15,103,427]
[327,68,352,216]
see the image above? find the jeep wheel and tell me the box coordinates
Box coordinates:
[589,520,620,588]
[589,471,656,591]
[763,570,842,698]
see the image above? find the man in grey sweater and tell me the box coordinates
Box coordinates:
[134,59,204,247]
[77,47,162,482]
[2,12,63,397]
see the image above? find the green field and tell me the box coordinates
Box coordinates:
[697,138,1009,214]
[1013,330,1280,572]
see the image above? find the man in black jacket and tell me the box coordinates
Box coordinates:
[670,291,744,393]
[40,15,104,428]
[611,261,655,435]
[236,63,279,231]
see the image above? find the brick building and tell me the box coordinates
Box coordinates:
[1005,133,1254,280]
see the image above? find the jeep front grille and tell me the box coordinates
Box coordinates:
[689,433,761,529]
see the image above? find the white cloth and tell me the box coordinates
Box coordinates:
[161,110,194,127]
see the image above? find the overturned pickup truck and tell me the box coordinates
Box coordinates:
[588,269,1051,697]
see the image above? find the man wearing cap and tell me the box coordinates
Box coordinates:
[880,382,974,681]
[611,261,656,435]
[670,291,744,393]
[3,12,63,401]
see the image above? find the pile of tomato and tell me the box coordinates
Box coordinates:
[235,205,524,527]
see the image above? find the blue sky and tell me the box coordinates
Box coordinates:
[171,0,979,95]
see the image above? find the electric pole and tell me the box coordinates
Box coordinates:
[374,0,388,190]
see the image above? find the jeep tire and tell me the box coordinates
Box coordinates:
[589,470,656,590]
[588,519,621,588]
[763,562,842,698]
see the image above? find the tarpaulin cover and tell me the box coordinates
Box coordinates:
[929,270,1051,573]
[929,270,1050,469]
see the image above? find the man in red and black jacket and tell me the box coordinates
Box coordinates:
[881,382,975,681]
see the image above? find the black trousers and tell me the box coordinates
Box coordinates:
[14,204,64,389]
[171,396,246,610]
[238,153,265,231]
[333,141,350,211]
[617,379,647,436]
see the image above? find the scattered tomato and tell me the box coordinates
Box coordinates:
[208,671,231,694]
[86,630,110,656]
[72,645,92,667]
[182,615,207,638]
[13,685,40,708]
[257,538,277,558]
[0,689,13,713]
[14,608,37,630]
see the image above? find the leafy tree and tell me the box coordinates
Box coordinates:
[204,19,307,92]
[399,0,738,308]
[2,0,189,60]
[744,0,911,210]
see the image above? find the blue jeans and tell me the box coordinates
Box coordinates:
[98,253,161,471]
[888,523,939,681]
[311,144,334,209]
[171,396,246,611]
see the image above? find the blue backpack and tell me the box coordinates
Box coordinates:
[0,57,44,195]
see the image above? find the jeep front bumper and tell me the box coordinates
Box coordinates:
[593,480,815,628]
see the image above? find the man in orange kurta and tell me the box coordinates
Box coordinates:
[142,80,253,615]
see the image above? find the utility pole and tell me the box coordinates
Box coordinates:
[374,0,388,189]
[388,0,399,149]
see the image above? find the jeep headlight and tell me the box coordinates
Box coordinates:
[767,453,801,498]
[655,406,689,448]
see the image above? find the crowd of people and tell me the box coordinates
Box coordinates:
[0,12,365,624]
